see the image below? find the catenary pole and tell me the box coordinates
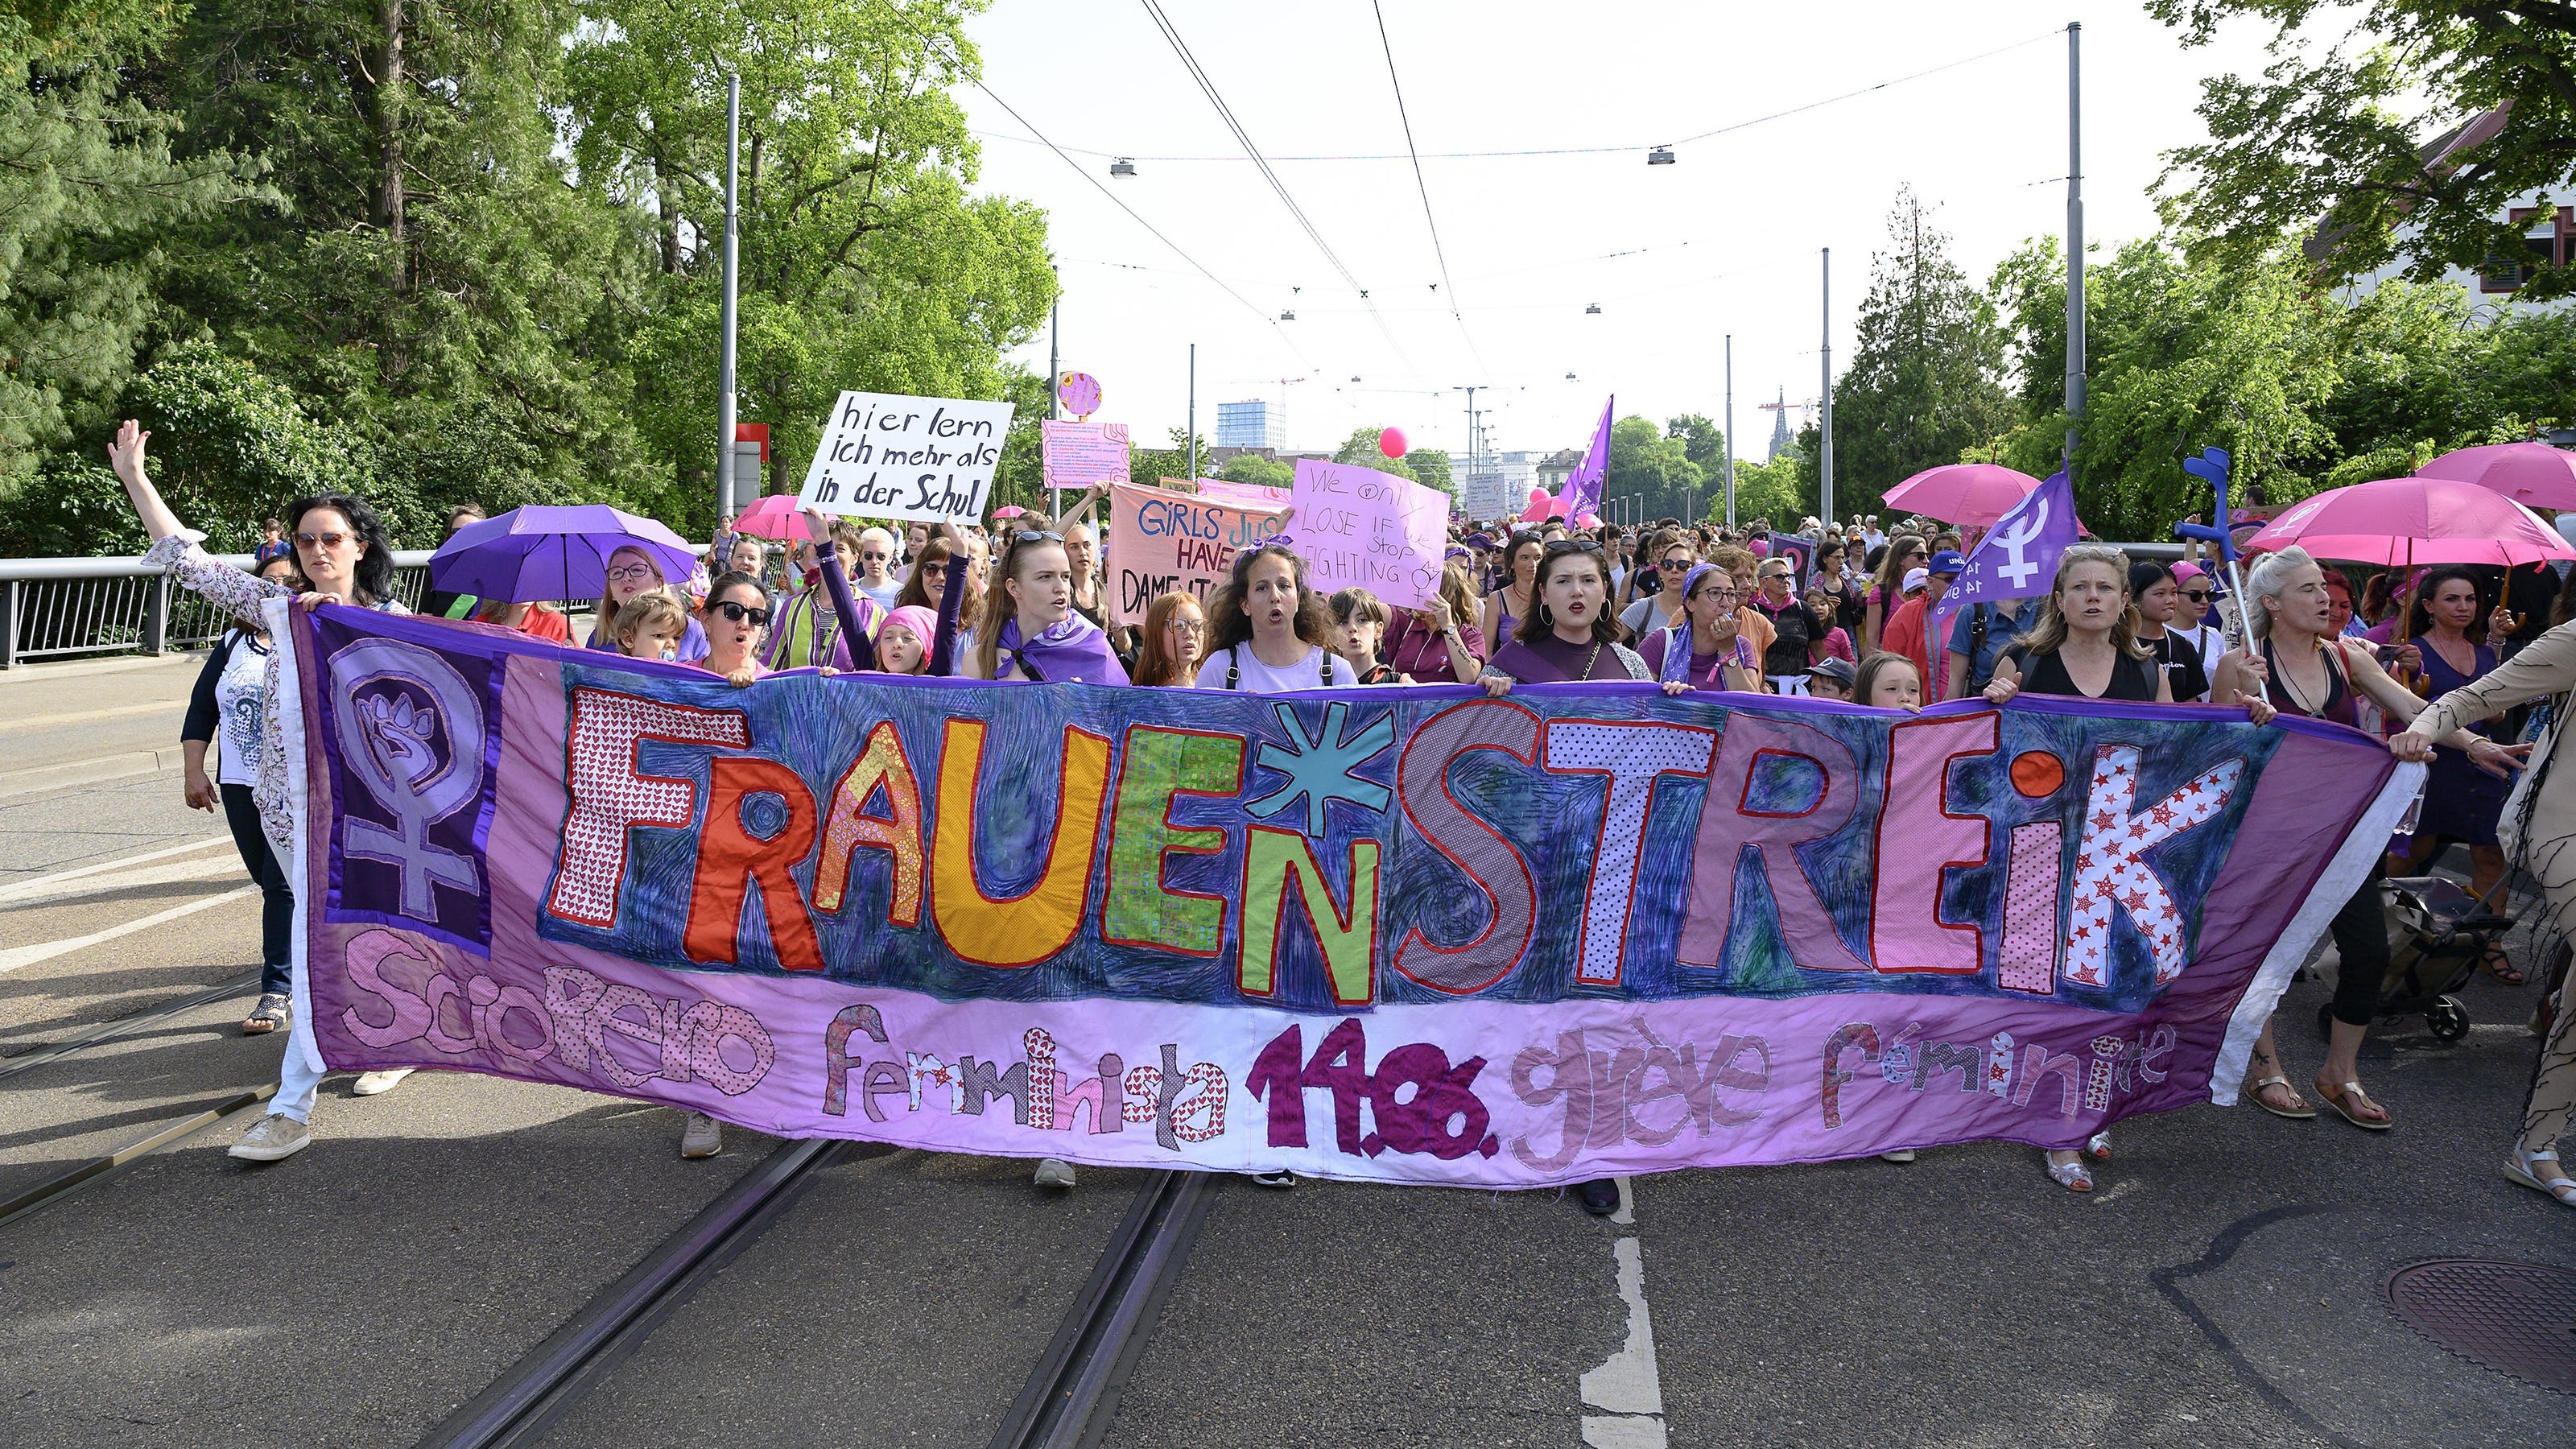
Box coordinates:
[717,74,741,517]
[1819,248,1834,529]
[1724,333,1736,528]
[1187,344,1197,480]
[2065,21,2086,480]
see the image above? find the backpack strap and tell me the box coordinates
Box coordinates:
[1224,646,1241,691]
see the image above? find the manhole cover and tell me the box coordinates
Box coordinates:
[2382,1257,2576,1393]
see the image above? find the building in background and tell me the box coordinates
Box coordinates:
[1536,448,1583,492]
[1767,388,1792,462]
[1216,399,1286,450]
[2320,108,2576,316]
[1494,450,1538,497]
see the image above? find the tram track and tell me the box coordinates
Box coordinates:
[419,1154,1215,1449]
[0,970,261,1083]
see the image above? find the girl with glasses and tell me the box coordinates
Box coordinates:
[106,419,418,1162]
[1132,592,1208,687]
[1636,564,1760,691]
[588,545,711,661]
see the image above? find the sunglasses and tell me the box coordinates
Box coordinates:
[1013,529,1065,546]
[2181,588,2212,602]
[860,550,889,562]
[921,561,948,577]
[296,530,352,550]
[709,600,771,626]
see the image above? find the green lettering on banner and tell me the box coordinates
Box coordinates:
[1102,727,1245,958]
[1239,826,1379,1005]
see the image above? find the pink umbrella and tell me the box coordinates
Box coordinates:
[2414,441,2576,511]
[1880,464,2044,527]
[993,505,1030,520]
[731,493,803,540]
[2244,476,2576,566]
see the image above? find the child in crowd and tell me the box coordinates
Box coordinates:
[1855,651,1922,712]
[1806,655,1856,701]
[874,605,938,675]
[611,592,689,662]
[1328,588,1405,683]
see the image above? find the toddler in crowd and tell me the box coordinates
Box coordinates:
[611,592,689,662]
[1328,588,1404,683]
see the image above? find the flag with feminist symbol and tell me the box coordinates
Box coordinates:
[1935,469,2080,630]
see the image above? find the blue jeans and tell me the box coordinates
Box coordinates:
[220,782,293,997]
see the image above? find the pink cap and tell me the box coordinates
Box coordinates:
[2169,560,2208,583]
[882,605,939,647]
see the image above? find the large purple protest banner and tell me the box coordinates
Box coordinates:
[275,606,2416,1187]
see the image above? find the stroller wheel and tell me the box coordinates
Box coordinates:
[2316,1001,2335,1042]
[2426,995,2471,1043]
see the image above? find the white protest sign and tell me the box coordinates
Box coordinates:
[796,390,1018,523]
[1289,459,1446,610]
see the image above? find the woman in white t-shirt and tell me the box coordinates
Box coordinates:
[1194,543,1361,692]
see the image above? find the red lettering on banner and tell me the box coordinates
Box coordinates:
[1867,712,2000,973]
[1677,713,1869,972]
[1391,700,1542,994]
[547,688,750,929]
[683,757,826,971]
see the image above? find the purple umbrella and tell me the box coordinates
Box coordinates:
[427,505,700,604]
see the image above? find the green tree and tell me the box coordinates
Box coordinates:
[1604,415,1701,522]
[2153,0,2576,300]
[1666,414,1728,476]
[1403,447,1453,495]
[1720,453,1805,529]
[0,2,262,487]
[1830,187,2016,518]
[1218,452,1294,489]
[1331,426,1418,481]
[1131,429,1210,486]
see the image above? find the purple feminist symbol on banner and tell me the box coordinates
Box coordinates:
[330,638,485,919]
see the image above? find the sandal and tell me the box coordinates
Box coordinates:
[2044,1151,2093,1192]
[2504,1148,2576,1207]
[241,992,291,1035]
[2479,946,2528,986]
[2248,1074,2317,1119]
[2084,1130,2112,1162]
[2316,1079,2394,1131]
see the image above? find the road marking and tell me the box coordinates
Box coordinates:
[0,836,233,902]
[0,886,254,974]
[1581,1176,1667,1447]
[0,701,184,733]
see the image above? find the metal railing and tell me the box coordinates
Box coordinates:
[0,550,437,668]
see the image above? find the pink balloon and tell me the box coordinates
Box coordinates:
[1573,510,1600,527]
[1527,485,1550,507]
[1379,426,1408,459]
[1543,494,1569,520]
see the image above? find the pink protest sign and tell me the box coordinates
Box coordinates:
[1105,481,1288,626]
[1290,459,1446,610]
[1041,419,1130,493]
[1195,479,1291,510]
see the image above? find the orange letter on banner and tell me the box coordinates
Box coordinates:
[931,720,1112,968]
[684,757,826,972]
[813,720,924,925]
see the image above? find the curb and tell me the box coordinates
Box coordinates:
[0,749,184,801]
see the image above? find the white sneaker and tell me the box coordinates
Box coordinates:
[229,1114,312,1162]
[679,1112,723,1159]
[351,1067,415,1096]
[1034,1157,1076,1188]
[1880,1149,1918,1163]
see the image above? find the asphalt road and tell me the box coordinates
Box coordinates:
[2,650,2570,1447]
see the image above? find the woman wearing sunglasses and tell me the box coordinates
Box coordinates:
[105,419,419,1163]
[969,527,1129,684]
[1617,535,1699,638]
[696,572,778,687]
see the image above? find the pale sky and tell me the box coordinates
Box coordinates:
[960,1,2301,464]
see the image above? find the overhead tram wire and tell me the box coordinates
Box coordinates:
[1136,0,1422,378]
[1369,0,1492,382]
[968,77,1316,372]
[976,26,2063,163]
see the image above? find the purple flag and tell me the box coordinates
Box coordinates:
[1766,533,1814,591]
[1934,469,2079,630]
[1561,395,1613,521]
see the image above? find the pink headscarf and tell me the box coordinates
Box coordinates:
[877,605,940,671]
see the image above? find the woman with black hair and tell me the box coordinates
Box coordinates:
[180,551,304,1035]
[108,419,416,1163]
[1477,538,1686,1217]
[2397,567,2516,930]
[1480,530,1545,649]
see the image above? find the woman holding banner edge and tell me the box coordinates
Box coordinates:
[105,419,418,1163]
[1480,537,1686,1216]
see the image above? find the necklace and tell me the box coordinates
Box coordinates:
[1578,640,1603,680]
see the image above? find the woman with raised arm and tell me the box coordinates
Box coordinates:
[1478,538,1686,1216]
[2393,617,2576,1208]
[2207,547,2525,1140]
[969,526,1129,685]
[1382,562,1488,683]
[105,419,416,1163]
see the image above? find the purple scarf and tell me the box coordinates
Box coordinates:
[995,612,1130,685]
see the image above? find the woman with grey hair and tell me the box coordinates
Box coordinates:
[2393,617,2576,1207]
[2212,547,2525,1133]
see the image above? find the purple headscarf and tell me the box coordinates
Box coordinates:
[1657,563,1749,685]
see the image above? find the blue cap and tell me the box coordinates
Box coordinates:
[1929,549,1967,576]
